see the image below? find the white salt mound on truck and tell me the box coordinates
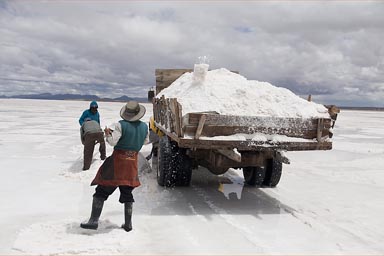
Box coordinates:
[157,67,330,119]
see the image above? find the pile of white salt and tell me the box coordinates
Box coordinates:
[157,64,329,119]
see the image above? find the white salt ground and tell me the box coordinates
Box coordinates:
[1,100,384,255]
[157,66,330,119]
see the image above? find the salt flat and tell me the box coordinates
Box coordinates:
[0,99,383,255]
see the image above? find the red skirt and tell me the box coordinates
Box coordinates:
[91,149,140,187]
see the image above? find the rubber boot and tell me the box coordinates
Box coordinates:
[80,197,104,230]
[121,202,133,232]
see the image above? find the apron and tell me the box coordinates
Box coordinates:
[91,149,140,187]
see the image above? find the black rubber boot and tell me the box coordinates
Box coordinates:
[121,202,133,232]
[80,197,104,230]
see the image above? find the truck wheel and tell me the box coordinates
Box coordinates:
[243,167,265,186]
[175,148,192,186]
[263,159,282,187]
[157,136,178,187]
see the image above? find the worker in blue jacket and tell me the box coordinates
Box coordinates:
[79,101,100,125]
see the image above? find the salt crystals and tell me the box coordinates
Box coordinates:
[156,64,330,119]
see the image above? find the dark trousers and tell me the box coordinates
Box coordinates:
[94,185,135,203]
[83,132,106,169]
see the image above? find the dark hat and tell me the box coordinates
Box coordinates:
[90,101,98,108]
[120,101,146,122]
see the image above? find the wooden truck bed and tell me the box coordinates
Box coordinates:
[153,96,333,151]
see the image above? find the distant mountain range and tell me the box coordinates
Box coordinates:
[0,93,149,103]
[1,93,383,111]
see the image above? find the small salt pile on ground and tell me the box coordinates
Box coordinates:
[157,64,330,119]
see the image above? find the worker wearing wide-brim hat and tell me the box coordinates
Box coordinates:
[81,101,148,232]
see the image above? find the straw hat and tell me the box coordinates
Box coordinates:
[120,101,146,122]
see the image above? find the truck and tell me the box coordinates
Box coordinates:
[150,68,339,188]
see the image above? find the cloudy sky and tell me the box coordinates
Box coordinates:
[1,0,383,107]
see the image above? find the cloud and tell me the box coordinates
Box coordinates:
[0,1,383,106]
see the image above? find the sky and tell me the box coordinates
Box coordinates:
[1,98,384,254]
[1,0,384,107]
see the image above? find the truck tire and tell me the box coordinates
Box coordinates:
[263,158,282,187]
[243,167,265,186]
[175,148,192,186]
[157,136,178,187]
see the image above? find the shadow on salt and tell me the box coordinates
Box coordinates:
[148,167,295,218]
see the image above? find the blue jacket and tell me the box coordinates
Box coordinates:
[79,109,100,125]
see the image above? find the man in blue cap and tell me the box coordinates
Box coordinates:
[79,101,100,125]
